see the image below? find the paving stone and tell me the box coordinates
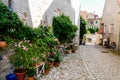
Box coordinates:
[40,47,91,80]
[80,44,120,80]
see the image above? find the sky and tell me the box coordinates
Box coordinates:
[80,0,105,17]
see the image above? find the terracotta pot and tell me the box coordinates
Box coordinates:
[45,69,50,74]
[72,49,76,53]
[49,52,54,57]
[66,50,71,54]
[28,77,34,80]
[54,62,60,67]
[49,62,54,68]
[0,41,7,48]
[14,68,26,80]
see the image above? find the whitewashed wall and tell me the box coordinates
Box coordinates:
[71,0,80,45]
[28,0,54,27]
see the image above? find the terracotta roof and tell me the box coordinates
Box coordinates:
[97,27,104,34]
[80,11,88,20]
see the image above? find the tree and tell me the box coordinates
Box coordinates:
[52,14,78,44]
[88,27,99,34]
[80,16,87,44]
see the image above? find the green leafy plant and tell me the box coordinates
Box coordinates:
[49,57,54,63]
[27,68,36,77]
[52,14,78,44]
[54,50,62,62]
[45,62,50,70]
[88,27,99,34]
[9,39,42,69]
[0,1,34,42]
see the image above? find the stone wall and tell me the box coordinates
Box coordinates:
[113,14,120,50]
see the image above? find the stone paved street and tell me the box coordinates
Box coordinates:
[80,44,120,80]
[40,48,92,80]
[40,44,120,80]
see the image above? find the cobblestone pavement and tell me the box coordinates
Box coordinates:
[40,49,92,80]
[80,44,120,80]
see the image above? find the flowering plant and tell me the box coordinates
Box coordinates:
[9,39,42,69]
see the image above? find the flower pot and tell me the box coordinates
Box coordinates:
[6,73,17,80]
[49,52,54,57]
[49,62,54,68]
[66,50,71,54]
[14,68,26,80]
[45,69,50,75]
[28,77,34,80]
[54,62,60,67]
[72,49,76,53]
[0,41,7,48]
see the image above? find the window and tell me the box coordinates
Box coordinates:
[96,21,98,24]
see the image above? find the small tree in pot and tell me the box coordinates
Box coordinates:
[27,68,35,80]
[44,62,50,74]
[53,50,62,67]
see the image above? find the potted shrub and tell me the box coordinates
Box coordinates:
[27,68,35,80]
[52,14,78,45]
[48,58,54,68]
[44,62,50,74]
[70,43,77,53]
[66,46,72,54]
[0,36,8,48]
[54,50,62,67]
[9,39,42,80]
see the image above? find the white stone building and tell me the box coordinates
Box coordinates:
[87,13,101,29]
[2,0,80,44]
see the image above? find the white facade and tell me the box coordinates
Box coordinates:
[87,13,101,29]
[102,0,120,50]
[2,0,80,27]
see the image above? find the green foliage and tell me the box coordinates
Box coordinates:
[49,58,54,63]
[52,14,78,44]
[27,68,36,77]
[88,27,99,34]
[0,1,34,41]
[54,50,62,62]
[45,62,50,70]
[80,16,87,44]
[9,39,42,68]
[9,26,59,69]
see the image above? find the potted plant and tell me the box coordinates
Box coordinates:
[13,68,26,80]
[70,43,77,53]
[48,58,54,68]
[0,35,8,48]
[27,68,35,80]
[54,50,62,67]
[9,39,42,80]
[44,62,50,74]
